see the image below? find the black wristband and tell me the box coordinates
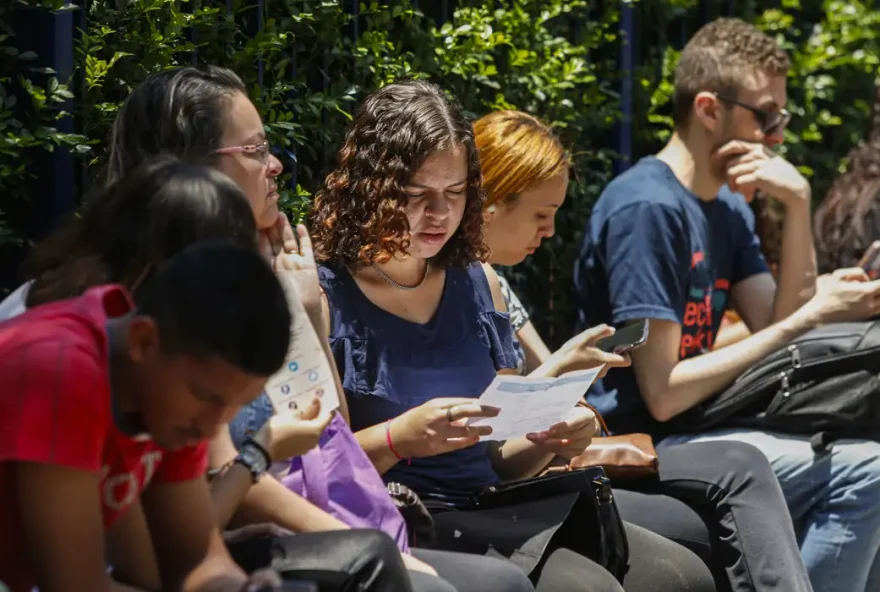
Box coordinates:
[245,436,272,466]
[234,437,272,483]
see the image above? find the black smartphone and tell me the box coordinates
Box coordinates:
[859,240,880,280]
[595,319,650,354]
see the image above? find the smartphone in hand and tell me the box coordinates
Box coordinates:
[859,240,880,280]
[595,319,650,354]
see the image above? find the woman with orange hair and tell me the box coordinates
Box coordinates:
[475,110,813,592]
[476,111,624,375]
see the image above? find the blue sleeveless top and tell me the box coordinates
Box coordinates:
[319,262,520,494]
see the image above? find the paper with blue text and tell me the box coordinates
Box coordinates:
[468,367,604,441]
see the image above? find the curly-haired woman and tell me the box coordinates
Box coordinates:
[814,85,880,273]
[310,80,715,592]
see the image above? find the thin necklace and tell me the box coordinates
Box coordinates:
[371,261,429,291]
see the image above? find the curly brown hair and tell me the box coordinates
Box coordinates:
[310,80,488,268]
[813,86,880,273]
[673,18,791,127]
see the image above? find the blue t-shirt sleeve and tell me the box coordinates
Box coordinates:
[726,191,771,284]
[601,201,690,325]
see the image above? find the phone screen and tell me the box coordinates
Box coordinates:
[595,319,650,354]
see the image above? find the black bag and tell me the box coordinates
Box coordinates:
[673,320,880,452]
[227,529,413,592]
[387,481,437,547]
[414,466,630,581]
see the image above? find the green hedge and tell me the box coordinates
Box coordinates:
[2,0,879,346]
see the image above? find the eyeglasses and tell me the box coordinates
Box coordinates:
[714,94,792,136]
[213,140,271,164]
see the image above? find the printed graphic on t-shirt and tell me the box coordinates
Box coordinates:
[680,251,729,359]
[100,449,163,513]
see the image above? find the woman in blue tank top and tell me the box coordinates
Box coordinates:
[309,80,715,592]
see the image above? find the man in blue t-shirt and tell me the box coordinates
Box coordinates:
[576,17,880,592]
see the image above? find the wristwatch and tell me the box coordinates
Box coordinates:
[234,437,271,483]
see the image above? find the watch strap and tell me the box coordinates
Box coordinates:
[235,437,271,483]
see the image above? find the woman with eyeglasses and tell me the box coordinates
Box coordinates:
[104,68,284,231]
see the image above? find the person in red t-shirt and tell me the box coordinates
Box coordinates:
[0,158,295,592]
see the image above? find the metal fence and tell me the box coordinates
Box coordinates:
[6,0,738,285]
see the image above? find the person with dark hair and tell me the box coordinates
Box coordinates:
[0,201,294,590]
[21,154,258,309]
[2,68,535,592]
[309,79,715,592]
[814,85,880,273]
[575,17,880,592]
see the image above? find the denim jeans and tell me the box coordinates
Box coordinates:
[662,429,880,592]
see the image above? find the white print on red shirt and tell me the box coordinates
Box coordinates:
[99,449,163,511]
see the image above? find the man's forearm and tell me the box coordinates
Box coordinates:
[772,202,817,323]
[210,463,255,529]
[647,310,818,421]
[231,475,349,533]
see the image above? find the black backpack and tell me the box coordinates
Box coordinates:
[671,320,880,453]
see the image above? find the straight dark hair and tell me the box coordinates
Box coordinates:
[105,65,246,184]
[25,155,258,307]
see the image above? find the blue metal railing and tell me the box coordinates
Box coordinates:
[10,0,732,263]
[617,1,635,173]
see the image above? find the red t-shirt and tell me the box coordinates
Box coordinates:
[0,285,208,591]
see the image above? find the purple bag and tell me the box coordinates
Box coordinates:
[281,413,410,553]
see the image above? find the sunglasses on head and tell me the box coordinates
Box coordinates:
[714,94,792,136]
